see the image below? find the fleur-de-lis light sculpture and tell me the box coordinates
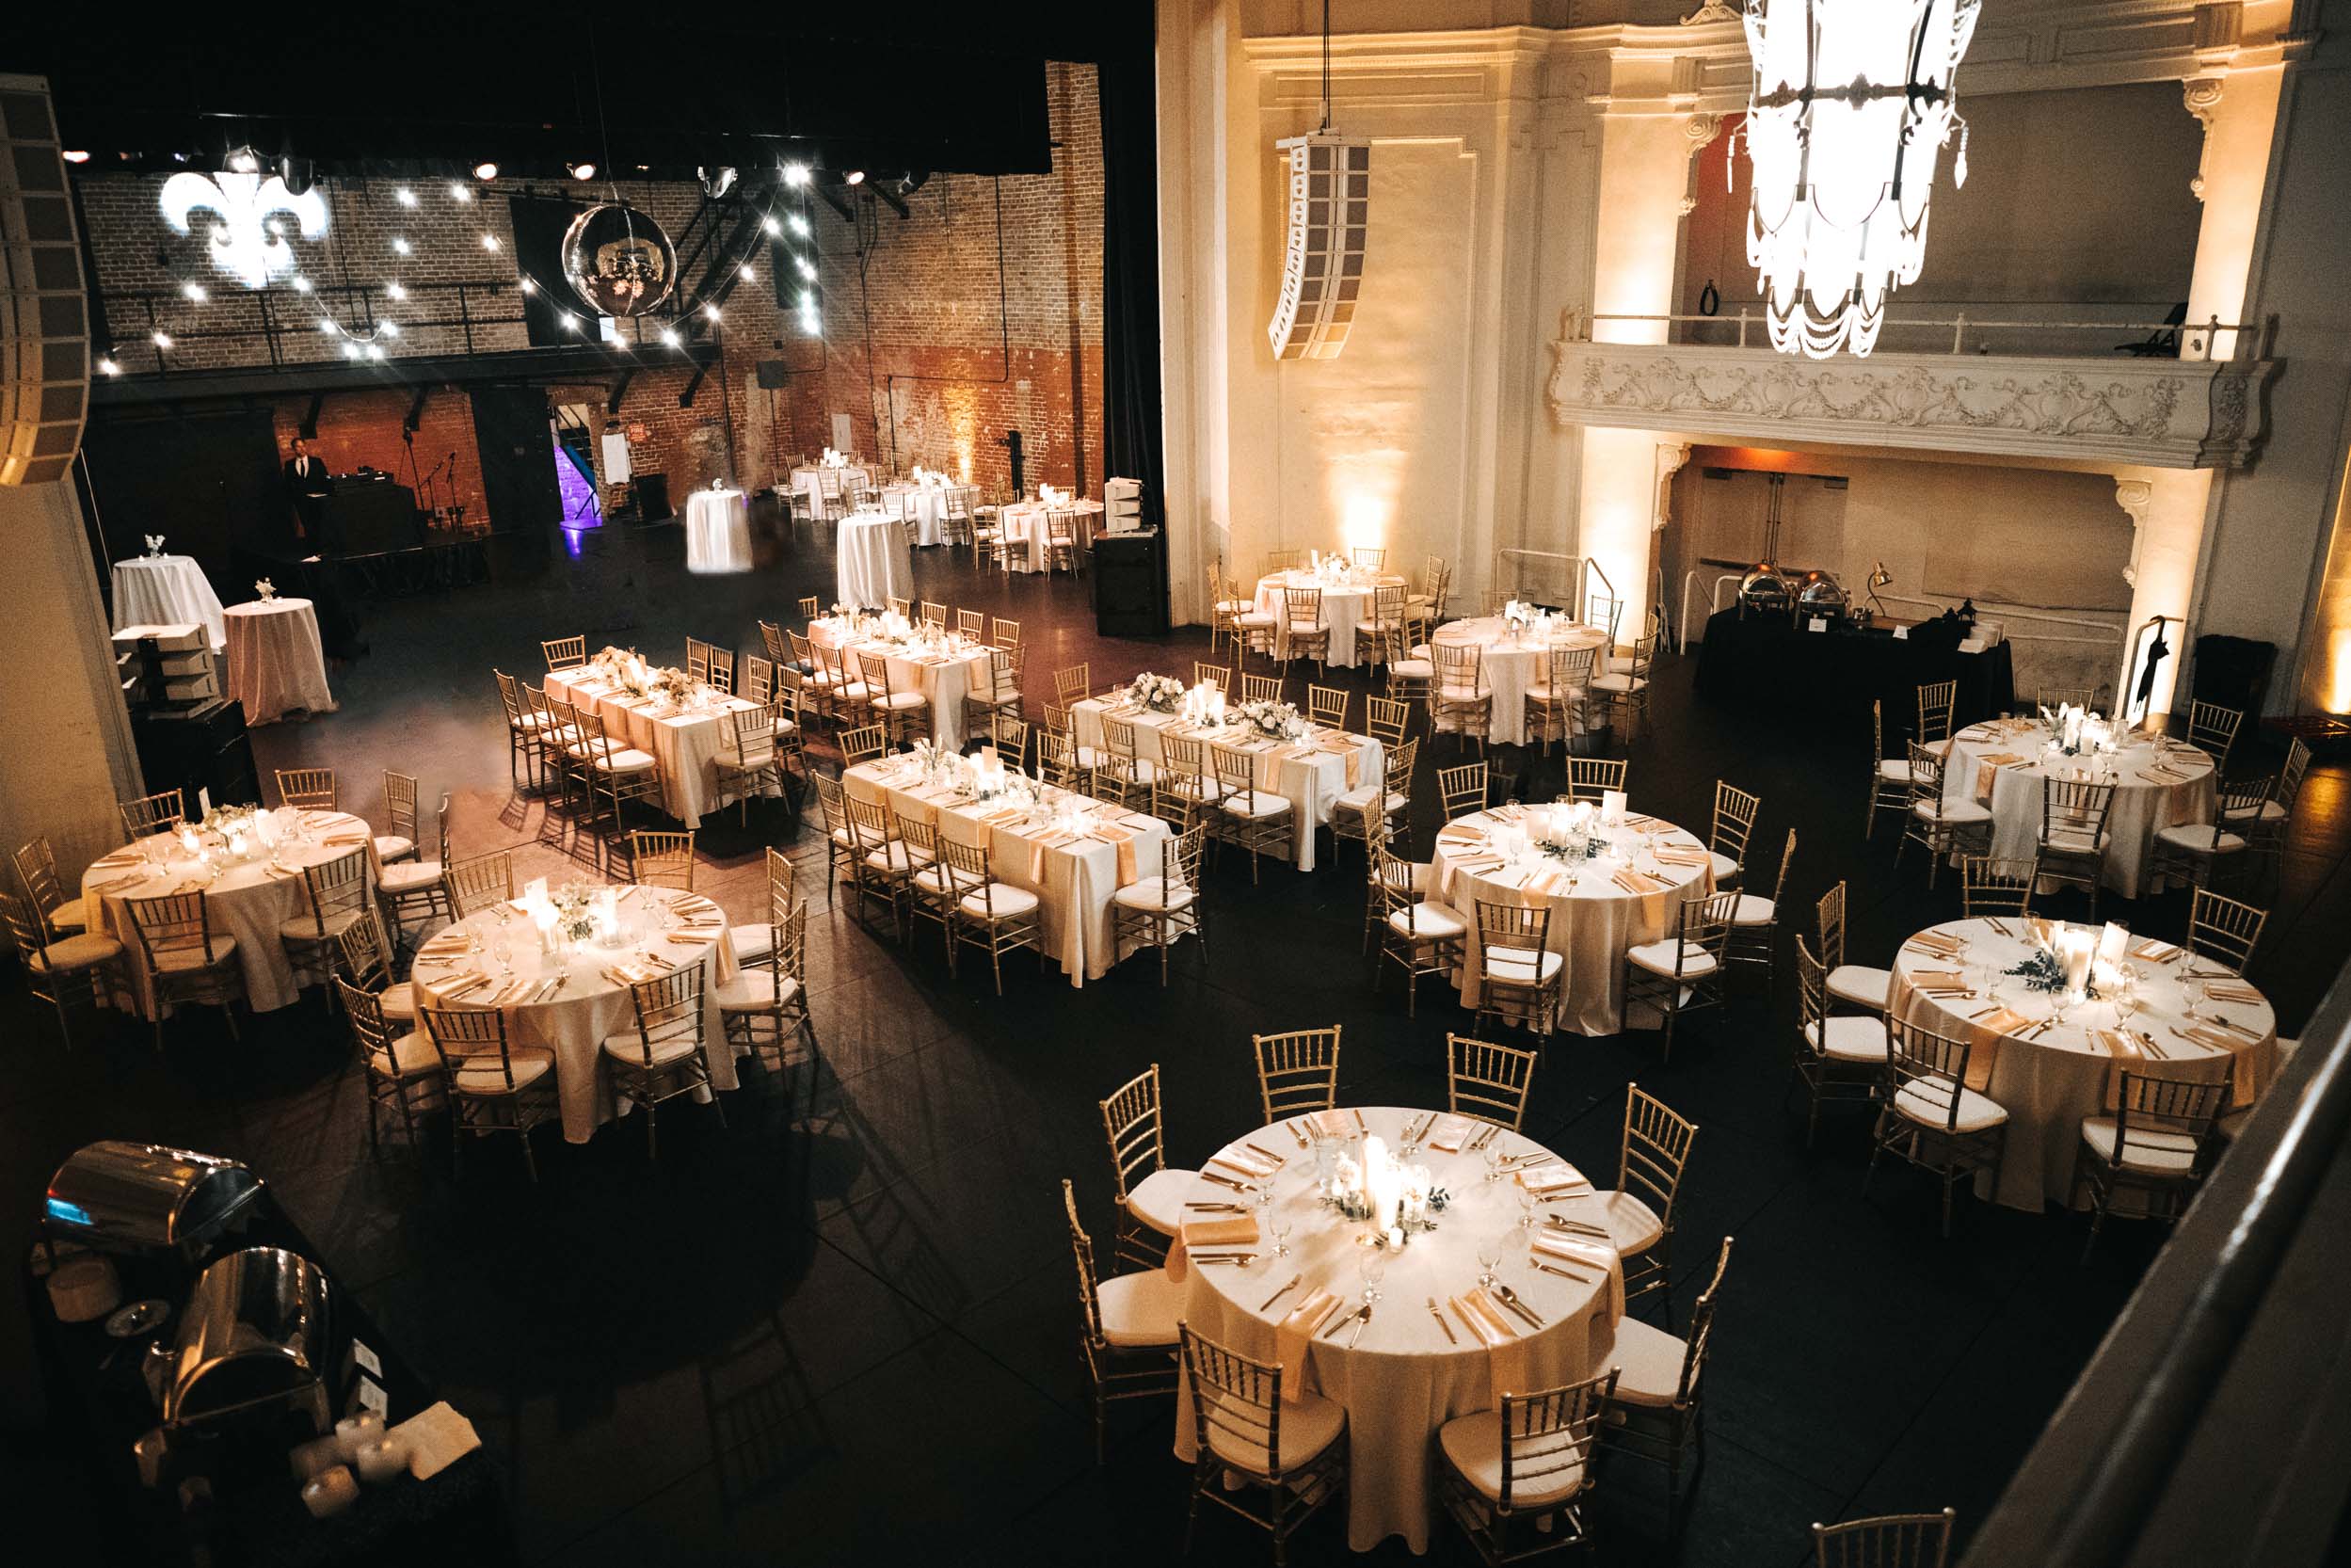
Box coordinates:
[161,171,329,290]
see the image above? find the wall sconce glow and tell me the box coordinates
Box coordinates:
[472,161,499,182]
[2327,628,2351,714]
[568,161,598,182]
[1742,0,1983,358]
[161,170,328,289]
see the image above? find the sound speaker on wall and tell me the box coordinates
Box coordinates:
[754,360,791,390]
[1266,133,1369,361]
[0,74,88,488]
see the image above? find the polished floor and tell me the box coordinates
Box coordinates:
[6,510,2347,1566]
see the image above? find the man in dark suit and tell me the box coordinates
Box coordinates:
[283,437,331,542]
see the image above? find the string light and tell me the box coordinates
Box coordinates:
[395,186,417,207]
[152,330,172,347]
[343,343,362,360]
[761,216,781,236]
[181,281,207,301]
[480,233,500,251]
[660,328,680,347]
[738,264,755,280]
[377,321,399,338]
[292,275,312,293]
[795,258,815,280]
[519,277,536,295]
[559,311,579,331]
[365,344,385,360]
[449,183,472,202]
[98,356,120,375]
[703,303,720,322]
[788,213,809,237]
[386,281,408,299]
[392,236,411,255]
[783,163,811,187]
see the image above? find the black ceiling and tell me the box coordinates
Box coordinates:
[16,4,1150,182]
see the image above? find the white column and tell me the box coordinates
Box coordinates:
[2112,470,2213,723]
[2181,65,2283,360]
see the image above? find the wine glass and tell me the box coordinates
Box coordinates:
[1516,1188,1537,1233]
[492,936,512,978]
[1356,1244,1387,1305]
[1483,1141,1507,1184]
[1475,1233,1502,1291]
[2183,980,2205,1024]
[1269,1206,1294,1260]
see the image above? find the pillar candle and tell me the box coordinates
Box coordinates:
[300,1465,360,1518]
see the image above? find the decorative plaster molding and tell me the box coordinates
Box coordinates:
[1545,340,2279,471]
[1654,443,1693,533]
[1680,2,1739,24]
[2113,478,2154,586]
[2183,75,2226,200]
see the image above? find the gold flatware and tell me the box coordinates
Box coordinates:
[1287,1120,1310,1148]
[1348,1306,1373,1349]
[1185,1201,1247,1212]
[1426,1296,1457,1344]
[1201,1172,1252,1193]
[1530,1258,1594,1282]
[1243,1142,1286,1165]
[1351,1108,1367,1133]
[1493,1283,1545,1327]
[1545,1216,1608,1238]
[1193,1254,1255,1266]
[1260,1275,1303,1312]
[1321,1304,1367,1339]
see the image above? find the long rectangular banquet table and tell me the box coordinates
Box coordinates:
[842,757,1171,985]
[544,666,778,828]
[1067,696,1382,872]
[807,619,996,748]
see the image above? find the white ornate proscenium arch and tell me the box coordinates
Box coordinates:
[161,171,328,290]
[2114,478,2154,585]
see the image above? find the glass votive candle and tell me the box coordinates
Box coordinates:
[289,1434,344,1480]
[354,1435,408,1484]
[332,1410,386,1461]
[300,1464,360,1518]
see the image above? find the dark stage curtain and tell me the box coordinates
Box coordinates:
[1097,16,1163,532]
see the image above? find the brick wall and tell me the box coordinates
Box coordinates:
[73,59,1104,520]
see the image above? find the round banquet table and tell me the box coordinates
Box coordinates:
[792,464,871,513]
[836,511,913,609]
[683,488,751,574]
[1430,805,1713,1035]
[880,482,959,547]
[408,885,744,1144]
[79,810,376,1018]
[1430,618,1610,746]
[223,597,336,724]
[997,499,1102,572]
[1170,1105,1627,1553]
[111,553,227,649]
[1886,917,2278,1211]
[1940,718,2216,899]
[1249,569,1411,669]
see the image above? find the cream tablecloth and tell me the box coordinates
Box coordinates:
[1170,1105,1625,1554]
[408,885,743,1144]
[808,620,995,748]
[224,598,335,724]
[1431,806,1713,1035]
[792,464,870,513]
[842,756,1169,985]
[543,667,776,828]
[879,483,962,547]
[1885,916,2277,1210]
[1941,719,2216,899]
[1068,696,1381,872]
[1250,570,1407,669]
[683,488,751,574]
[998,500,1102,572]
[1431,618,1610,746]
[836,511,912,607]
[79,810,376,1018]
[112,554,226,649]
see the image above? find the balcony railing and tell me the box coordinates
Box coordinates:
[1581,308,2270,363]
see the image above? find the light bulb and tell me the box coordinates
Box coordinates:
[62,150,90,164]
[761,216,780,236]
[98,357,120,375]
[568,161,597,181]
[738,264,754,280]
[378,321,399,337]
[386,281,408,299]
[395,186,417,207]
[365,344,385,360]
[292,275,312,293]
[660,328,680,347]
[151,330,172,348]
[318,318,338,333]
[783,163,810,187]
[480,233,500,250]
[519,278,536,295]
[225,146,259,175]
[795,258,814,280]
[559,312,578,331]
[703,304,721,322]
[472,160,499,181]
[182,281,207,301]
[843,170,865,186]
[449,183,472,202]
[343,343,362,360]
[392,237,411,255]
[788,214,808,237]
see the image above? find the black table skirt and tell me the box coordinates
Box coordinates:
[1692,607,2015,734]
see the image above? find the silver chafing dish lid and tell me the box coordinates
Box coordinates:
[158,1246,332,1428]
[44,1142,263,1254]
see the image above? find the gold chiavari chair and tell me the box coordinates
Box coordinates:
[723,847,794,966]
[1366,694,1411,748]
[1306,683,1348,732]
[1387,613,1435,709]
[1373,845,1464,1016]
[1915,680,1957,752]
[1062,1177,1181,1464]
[602,964,725,1160]
[839,723,888,770]
[1,888,124,1048]
[1208,563,1250,666]
[1230,576,1280,665]
[1590,632,1655,739]
[1438,760,1490,823]
[376,770,422,864]
[789,631,837,727]
[1213,744,1294,882]
[1254,1025,1341,1122]
[2073,1068,2228,1261]
[11,836,89,938]
[2149,776,2267,891]
[2187,887,2266,973]
[1604,1238,1733,1535]
[531,687,587,806]
[1432,1371,1617,1563]
[944,485,977,547]
[1240,672,1285,706]
[420,1004,558,1182]
[1895,744,1991,888]
[1594,1083,1698,1316]
[895,813,957,968]
[495,670,552,791]
[817,640,871,719]
[1563,756,1627,805]
[885,594,913,620]
[1473,901,1564,1040]
[1039,729,1093,797]
[991,615,1023,649]
[2186,698,2243,763]
[1098,1064,1197,1267]
[757,618,790,676]
[1351,545,1385,571]
[1406,553,1447,621]
[704,646,736,696]
[797,595,821,622]
[971,502,1003,568]
[1261,549,1301,574]
[919,599,948,629]
[1623,888,1737,1062]
[336,907,415,1024]
[1111,824,1208,985]
[1525,642,1596,757]
[1095,712,1154,808]
[1046,507,1085,574]
[715,706,782,826]
[375,793,451,946]
[1155,733,1216,815]
[120,788,187,840]
[1447,1033,1537,1130]
[857,649,932,747]
[1792,936,1890,1147]
[1053,662,1093,712]
[1726,827,1797,990]
[541,633,586,672]
[1868,1017,2008,1237]
[1278,585,1330,676]
[2035,776,2117,918]
[1178,1324,1348,1560]
[1814,1510,1957,1568]
[278,845,371,995]
[1960,856,2037,919]
[964,646,1025,739]
[1333,736,1415,866]
[275,766,339,812]
[810,776,859,910]
[954,607,984,640]
[742,652,774,708]
[1704,779,1761,888]
[842,792,914,936]
[1431,640,1491,754]
[988,712,1032,773]
[571,711,664,837]
[1864,699,1912,839]
[720,898,815,1079]
[1815,881,1892,1013]
[1193,660,1232,695]
[1362,583,1407,677]
[939,837,1043,995]
[335,976,442,1151]
[444,850,514,920]
[626,828,695,890]
[124,889,244,1050]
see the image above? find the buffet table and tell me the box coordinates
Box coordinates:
[1693,606,2014,728]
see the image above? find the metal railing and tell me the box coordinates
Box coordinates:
[1574,308,2270,362]
[1678,570,2132,659]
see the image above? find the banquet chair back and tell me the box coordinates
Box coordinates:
[1262,550,1301,574]
[957,608,985,640]
[1896,742,1990,889]
[627,829,696,890]
[444,851,516,918]
[2187,888,2265,973]
[1098,1064,1181,1266]
[2186,698,2243,762]
[1527,643,1597,756]
[840,725,888,769]
[938,837,1042,994]
[11,838,79,934]
[379,771,421,860]
[2036,776,2116,915]
[1211,744,1294,882]
[1,888,122,1049]
[124,889,244,1049]
[1179,1324,1348,1550]
[335,906,399,996]
[1708,780,1760,884]
[1863,699,1913,840]
[1563,757,1627,804]
[609,964,720,1160]
[1279,586,1330,672]
[797,596,821,622]
[1098,713,1150,806]
[1351,546,1386,571]
[2038,684,2098,713]
[1914,680,1956,747]
[1113,822,1210,984]
[120,789,187,840]
[1959,856,2037,918]
[1437,1371,1614,1542]
[743,653,775,708]
[1366,695,1412,748]
[991,616,1022,649]
[2270,736,2311,821]
[419,1004,557,1182]
[1193,661,1231,695]
[1054,664,1092,709]
[1604,1085,1699,1310]
[1792,938,1888,1146]
[920,600,948,630]
[886,596,913,620]
[276,767,339,811]
[335,976,440,1150]
[1875,1018,2006,1235]
[1063,1176,1182,1448]
[704,646,736,696]
[1241,673,1285,706]
[1585,589,1623,642]
[758,619,790,674]
[1812,1510,1956,1568]
[1447,1035,1538,1130]
[1592,632,1658,738]
[1438,761,1489,823]
[290,846,370,947]
[2078,1069,2228,1259]
[988,712,1031,772]
[1307,684,1349,732]
[1254,1025,1342,1121]
[1038,730,1090,795]
[1474,900,1564,1039]
[541,634,586,672]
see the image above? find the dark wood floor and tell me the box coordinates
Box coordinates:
[6,508,2346,1565]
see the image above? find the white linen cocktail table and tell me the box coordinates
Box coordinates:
[683,487,751,574]
[112,554,226,650]
[836,511,913,608]
[223,597,336,724]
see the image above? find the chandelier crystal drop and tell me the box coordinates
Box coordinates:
[1741,0,1983,358]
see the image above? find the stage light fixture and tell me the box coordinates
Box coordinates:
[181,281,206,301]
[568,161,597,182]
[395,186,417,207]
[224,145,260,174]
[843,170,865,185]
[449,183,472,202]
[151,330,172,347]
[782,163,810,187]
[62,149,89,164]
[472,161,499,181]
[99,357,120,375]
[392,236,411,255]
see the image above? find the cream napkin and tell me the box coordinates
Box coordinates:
[1274,1289,1342,1401]
[1447,1289,1528,1405]
[1516,1162,1591,1196]
[1426,1115,1472,1152]
[1163,1215,1259,1282]
[389,1401,481,1481]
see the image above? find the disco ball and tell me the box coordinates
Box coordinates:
[562,203,677,317]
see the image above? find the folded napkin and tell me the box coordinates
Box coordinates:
[1517,1162,1591,1196]
[437,973,491,1000]
[2089,1028,2143,1063]
[1436,828,1487,848]
[1207,1146,1282,1180]
[323,835,368,847]
[1426,1114,1473,1152]
[1651,847,1708,865]
[1612,868,1665,895]
[2205,984,2264,1005]
[1448,1290,1528,1405]
[1908,935,1965,959]
[1975,754,2026,798]
[1303,1109,1355,1142]
[1164,1215,1261,1282]
[2129,938,2183,964]
[1531,1230,1615,1272]
[1910,969,1970,991]
[389,1400,482,1482]
[1970,1006,2032,1037]
[1274,1289,1343,1400]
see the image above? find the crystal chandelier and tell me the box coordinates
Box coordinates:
[1740,0,1983,358]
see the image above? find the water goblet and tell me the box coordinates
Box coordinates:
[1516,1189,1537,1232]
[1269,1208,1294,1260]
[1475,1234,1502,1291]
[492,937,512,978]
[2183,980,2205,1024]
[1483,1141,1506,1184]
[1356,1244,1387,1305]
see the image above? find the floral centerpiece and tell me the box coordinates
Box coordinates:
[252,578,277,603]
[200,802,258,838]
[909,738,948,781]
[1128,672,1185,713]
[820,445,849,469]
[549,882,601,945]
[1238,697,1307,742]
[1316,1134,1441,1247]
[144,534,167,558]
[2039,702,2118,760]
[1532,801,1607,861]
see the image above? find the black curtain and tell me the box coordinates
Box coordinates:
[508,195,586,344]
[1097,15,1163,533]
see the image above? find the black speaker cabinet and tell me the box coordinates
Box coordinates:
[132,698,261,817]
[1094,528,1168,637]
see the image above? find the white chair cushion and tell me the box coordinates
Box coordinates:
[1112,877,1195,913]
[376,980,417,1020]
[960,884,1041,919]
[2080,1115,2200,1175]
[44,895,90,932]
[1728,893,1775,926]
[1389,658,1433,679]
[1829,964,1892,1010]
[2040,826,2101,855]
[601,1029,706,1069]
[716,746,775,770]
[728,922,776,963]
[1096,1268,1183,1348]
[1234,612,1278,629]
[2153,823,2247,856]
[1625,938,1719,978]
[1878,758,1913,782]
[27,931,123,974]
[1914,798,1993,824]
[1391,903,1467,941]
[279,907,367,944]
[1804,1016,1891,1063]
[871,691,928,711]
[589,748,661,774]
[715,969,802,1014]
[864,842,923,872]
[1437,1409,1586,1509]
[2256,798,2289,822]
[450,1050,554,1095]
[1334,783,1409,813]
[910,865,954,896]
[1598,1315,1690,1409]
[372,1028,440,1080]
[1589,673,1646,695]
[1209,1386,1345,1477]
[1126,1167,1193,1236]
[378,860,444,894]
[1594,1189,1664,1255]
[152,935,238,971]
[1220,792,1292,821]
[1893,1079,2008,1134]
[373,835,417,863]
[1483,943,1563,984]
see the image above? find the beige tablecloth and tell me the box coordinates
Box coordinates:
[1431,807,1713,1035]
[684,488,751,574]
[112,554,226,649]
[224,598,335,724]
[1941,720,2216,899]
[80,811,376,1018]
[408,886,743,1144]
[544,667,776,829]
[879,483,967,547]
[1171,1106,1623,1554]
[998,500,1102,572]
[1068,696,1381,872]
[842,756,1169,985]
[1250,570,1407,669]
[808,622,995,748]
[837,511,912,607]
[1430,618,1609,746]
[1885,916,2277,1210]
[792,464,870,513]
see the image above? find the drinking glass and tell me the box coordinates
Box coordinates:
[1483,1142,1506,1184]
[1475,1234,1502,1290]
[1356,1245,1387,1305]
[2183,980,2205,1023]
[1516,1189,1537,1232]
[1269,1208,1294,1260]
[492,937,512,978]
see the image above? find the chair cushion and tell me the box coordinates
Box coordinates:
[1484,942,1563,984]
[1436,1409,1586,1509]
[1599,1315,1691,1409]
[1829,964,1892,1010]
[1126,1167,1193,1236]
[601,1029,707,1069]
[1728,893,1775,926]
[716,746,776,771]
[2080,1114,2200,1175]
[1208,1386,1345,1478]
[371,1028,440,1080]
[1113,877,1196,913]
[377,981,417,1020]
[1334,784,1410,813]
[1389,658,1433,679]
[728,922,775,963]
[378,860,444,894]
[1096,1268,1183,1348]
[715,969,803,1014]
[864,842,924,872]
[871,691,928,711]
[1625,938,1719,978]
[450,1048,555,1095]
[2256,799,2289,823]
[1804,1015,1891,1063]
[1893,1079,2008,1134]
[960,884,1041,919]
[1595,1188,1665,1255]
[589,747,661,774]
[2154,823,2247,855]
[1589,673,1646,695]
[152,935,238,971]
[279,907,367,944]
[1220,792,1292,821]
[44,895,90,932]
[27,931,124,974]
[373,835,417,863]
[1878,758,1913,782]
[1914,798,1993,824]
[1234,612,1278,629]
[910,864,956,896]
[1391,902,1468,941]
[2040,826,2102,856]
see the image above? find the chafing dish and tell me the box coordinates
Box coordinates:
[153,1246,332,1435]
[44,1142,262,1263]
[1796,571,1848,615]
[1738,563,1794,615]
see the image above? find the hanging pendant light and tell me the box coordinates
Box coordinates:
[1740,0,1983,358]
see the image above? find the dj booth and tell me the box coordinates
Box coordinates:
[1692,606,2015,729]
[317,477,422,555]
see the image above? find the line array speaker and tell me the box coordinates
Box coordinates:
[0,73,88,487]
[1267,133,1369,361]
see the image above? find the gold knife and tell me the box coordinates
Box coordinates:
[1426,1296,1457,1345]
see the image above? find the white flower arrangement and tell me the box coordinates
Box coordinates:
[144,534,167,557]
[1128,672,1186,712]
[1238,698,1306,741]
[253,577,277,601]
[549,882,600,944]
